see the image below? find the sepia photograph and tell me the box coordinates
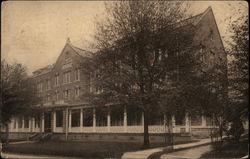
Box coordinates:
[1,1,249,159]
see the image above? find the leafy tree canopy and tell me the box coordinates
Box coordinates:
[1,60,41,125]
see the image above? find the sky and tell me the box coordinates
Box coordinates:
[1,1,248,75]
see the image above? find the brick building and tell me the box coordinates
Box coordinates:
[3,7,228,142]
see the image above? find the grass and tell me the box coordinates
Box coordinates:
[3,141,164,158]
[200,135,249,158]
[2,140,197,158]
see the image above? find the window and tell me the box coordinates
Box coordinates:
[48,79,50,90]
[71,109,80,127]
[45,79,50,90]
[55,74,59,86]
[210,52,215,66]
[158,49,162,61]
[43,94,47,103]
[63,71,71,84]
[56,110,63,127]
[95,85,103,94]
[83,108,93,127]
[63,73,66,83]
[47,94,50,102]
[64,89,69,99]
[55,91,59,101]
[38,82,43,92]
[68,71,71,83]
[75,68,80,81]
[75,87,80,98]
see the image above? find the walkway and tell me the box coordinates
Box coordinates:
[9,141,37,145]
[1,153,81,159]
[122,138,212,159]
[160,144,212,159]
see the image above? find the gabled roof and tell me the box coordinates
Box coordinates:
[32,39,92,77]
[33,64,54,76]
[174,6,212,28]
[68,42,93,58]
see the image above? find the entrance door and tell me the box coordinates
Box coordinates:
[44,112,52,133]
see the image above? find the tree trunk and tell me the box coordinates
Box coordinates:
[5,123,9,145]
[143,110,150,148]
[166,115,174,148]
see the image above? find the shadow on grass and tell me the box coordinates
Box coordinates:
[200,135,249,159]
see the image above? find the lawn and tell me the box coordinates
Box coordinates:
[2,141,169,159]
[200,135,249,158]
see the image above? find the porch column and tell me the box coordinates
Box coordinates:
[16,118,19,132]
[41,113,45,133]
[172,115,176,133]
[164,113,167,133]
[69,109,72,132]
[65,108,69,140]
[202,115,206,127]
[185,113,189,133]
[123,106,127,132]
[93,108,96,132]
[53,111,56,132]
[107,109,111,132]
[80,108,83,132]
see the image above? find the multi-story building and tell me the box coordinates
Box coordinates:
[3,7,228,142]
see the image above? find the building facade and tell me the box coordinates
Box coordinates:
[2,7,230,142]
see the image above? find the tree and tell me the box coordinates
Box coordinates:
[226,11,248,140]
[0,61,40,144]
[80,1,203,148]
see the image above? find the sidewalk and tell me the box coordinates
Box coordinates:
[1,152,81,159]
[8,141,37,145]
[122,138,212,159]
